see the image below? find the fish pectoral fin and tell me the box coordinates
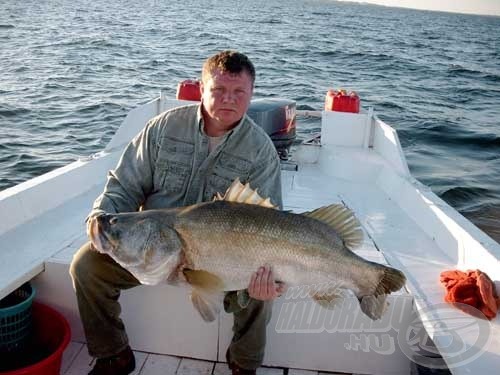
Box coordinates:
[311,288,352,310]
[312,295,340,310]
[183,269,225,322]
[214,178,278,209]
[183,269,225,292]
[302,204,364,250]
[190,289,222,322]
[359,294,389,320]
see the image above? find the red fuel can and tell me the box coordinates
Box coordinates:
[176,80,201,101]
[324,89,360,113]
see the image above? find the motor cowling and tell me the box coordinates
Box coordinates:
[247,99,296,159]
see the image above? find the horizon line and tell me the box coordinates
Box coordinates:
[336,0,500,18]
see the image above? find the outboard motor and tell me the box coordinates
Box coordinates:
[247,99,296,160]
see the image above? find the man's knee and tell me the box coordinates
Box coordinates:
[70,242,139,291]
[69,242,100,282]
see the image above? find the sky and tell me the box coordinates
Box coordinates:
[339,0,500,16]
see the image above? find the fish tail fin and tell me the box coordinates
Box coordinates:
[359,294,389,320]
[374,266,406,296]
[375,266,406,296]
[359,266,406,320]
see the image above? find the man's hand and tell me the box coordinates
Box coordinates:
[248,265,286,301]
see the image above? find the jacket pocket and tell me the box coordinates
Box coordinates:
[205,151,252,200]
[155,137,194,194]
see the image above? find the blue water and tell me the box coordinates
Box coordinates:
[1,0,499,240]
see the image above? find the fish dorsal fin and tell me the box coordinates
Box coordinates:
[214,178,277,209]
[303,204,364,249]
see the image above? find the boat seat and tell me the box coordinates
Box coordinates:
[0,185,101,301]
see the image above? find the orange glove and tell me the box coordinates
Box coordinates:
[476,270,500,320]
[439,269,499,320]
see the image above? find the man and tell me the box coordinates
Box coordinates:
[70,50,284,375]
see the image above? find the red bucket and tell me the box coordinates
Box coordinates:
[1,302,71,375]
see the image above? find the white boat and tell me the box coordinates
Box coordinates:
[0,92,498,375]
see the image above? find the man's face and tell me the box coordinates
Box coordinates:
[200,69,253,132]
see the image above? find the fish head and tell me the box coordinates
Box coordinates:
[89,211,182,285]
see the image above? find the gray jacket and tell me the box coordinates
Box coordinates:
[90,104,282,218]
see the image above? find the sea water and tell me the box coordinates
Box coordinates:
[1,0,499,240]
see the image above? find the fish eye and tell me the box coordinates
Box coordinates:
[109,217,118,225]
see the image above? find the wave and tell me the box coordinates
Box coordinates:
[296,104,316,111]
[429,129,500,150]
[462,204,500,243]
[316,50,339,57]
[417,121,500,150]
[72,102,124,116]
[483,73,500,82]
[258,19,283,24]
[31,37,123,49]
[420,30,441,40]
[440,186,495,210]
[88,39,123,48]
[447,64,500,81]
[0,105,31,118]
[311,11,332,16]
[448,64,477,74]
[376,101,405,111]
[1,0,500,233]
[458,86,500,96]
[42,82,74,90]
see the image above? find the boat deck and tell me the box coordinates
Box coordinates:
[2,99,499,374]
[62,342,354,375]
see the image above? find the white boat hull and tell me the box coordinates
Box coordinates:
[1,95,498,374]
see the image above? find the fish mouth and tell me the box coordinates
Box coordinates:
[89,218,114,254]
[90,219,146,271]
[89,218,168,285]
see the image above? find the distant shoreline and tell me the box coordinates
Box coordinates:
[335,0,500,18]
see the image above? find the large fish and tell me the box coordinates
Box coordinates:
[89,179,406,321]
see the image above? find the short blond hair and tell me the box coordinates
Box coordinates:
[202,50,255,84]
